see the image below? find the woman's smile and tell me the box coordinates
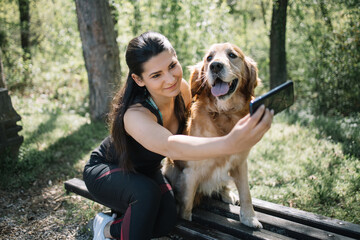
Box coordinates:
[165,80,179,91]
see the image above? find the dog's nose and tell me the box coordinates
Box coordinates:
[210,62,223,74]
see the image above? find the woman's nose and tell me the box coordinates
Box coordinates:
[165,71,176,83]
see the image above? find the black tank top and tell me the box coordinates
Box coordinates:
[89,94,185,174]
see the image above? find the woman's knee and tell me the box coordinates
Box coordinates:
[83,164,104,194]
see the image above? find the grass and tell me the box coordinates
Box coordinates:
[0,94,108,189]
[1,92,359,226]
[248,108,360,224]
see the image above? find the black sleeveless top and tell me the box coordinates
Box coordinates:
[89,94,186,174]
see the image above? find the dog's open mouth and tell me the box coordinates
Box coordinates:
[211,78,238,99]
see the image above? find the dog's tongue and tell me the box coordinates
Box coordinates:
[211,81,229,97]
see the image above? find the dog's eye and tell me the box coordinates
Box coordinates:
[228,52,237,58]
[207,55,213,62]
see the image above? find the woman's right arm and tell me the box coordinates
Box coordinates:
[124,105,273,161]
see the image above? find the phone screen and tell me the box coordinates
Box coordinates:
[250,81,294,115]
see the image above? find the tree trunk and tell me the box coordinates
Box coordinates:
[270,0,288,89]
[0,49,6,88]
[75,0,121,121]
[18,0,31,84]
[18,0,31,62]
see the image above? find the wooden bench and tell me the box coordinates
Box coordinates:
[64,178,360,240]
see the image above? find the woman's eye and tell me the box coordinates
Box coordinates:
[170,62,177,69]
[152,74,160,79]
[207,55,213,62]
[228,52,237,58]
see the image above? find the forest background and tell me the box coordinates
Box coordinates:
[0,0,359,238]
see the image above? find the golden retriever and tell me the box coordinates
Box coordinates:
[163,43,262,228]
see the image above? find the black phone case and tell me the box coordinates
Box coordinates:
[250,81,294,115]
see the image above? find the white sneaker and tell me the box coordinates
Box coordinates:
[93,212,114,240]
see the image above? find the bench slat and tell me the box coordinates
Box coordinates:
[64,178,360,240]
[199,199,355,240]
[64,178,95,201]
[172,219,241,240]
[251,198,360,239]
[200,197,360,239]
[192,209,294,240]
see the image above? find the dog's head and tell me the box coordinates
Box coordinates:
[190,43,259,111]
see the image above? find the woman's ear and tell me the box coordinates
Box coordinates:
[131,73,145,87]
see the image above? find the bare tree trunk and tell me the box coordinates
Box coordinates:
[18,0,31,62]
[270,0,288,89]
[18,0,31,84]
[75,0,121,121]
[0,48,6,88]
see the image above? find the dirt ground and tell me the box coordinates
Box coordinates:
[0,179,172,240]
[0,179,92,240]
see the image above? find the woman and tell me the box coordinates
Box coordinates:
[83,31,273,240]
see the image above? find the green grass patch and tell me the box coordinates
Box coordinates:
[249,109,360,224]
[0,95,108,189]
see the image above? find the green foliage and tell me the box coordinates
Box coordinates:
[0,0,26,88]
[2,0,359,116]
[1,0,86,101]
[288,0,360,116]
[112,0,271,85]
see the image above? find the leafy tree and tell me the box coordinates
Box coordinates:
[288,0,360,115]
[3,0,358,117]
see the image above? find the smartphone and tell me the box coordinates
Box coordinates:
[250,81,294,116]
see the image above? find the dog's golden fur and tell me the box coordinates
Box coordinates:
[162,43,262,228]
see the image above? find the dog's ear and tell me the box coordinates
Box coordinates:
[189,62,205,98]
[232,44,260,96]
[244,56,260,96]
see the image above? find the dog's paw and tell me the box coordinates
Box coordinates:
[180,211,193,221]
[240,215,263,229]
[220,189,239,205]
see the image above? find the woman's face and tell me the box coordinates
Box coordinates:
[133,50,183,100]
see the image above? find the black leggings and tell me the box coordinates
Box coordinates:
[83,162,177,239]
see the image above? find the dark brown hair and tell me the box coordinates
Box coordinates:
[108,32,186,171]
